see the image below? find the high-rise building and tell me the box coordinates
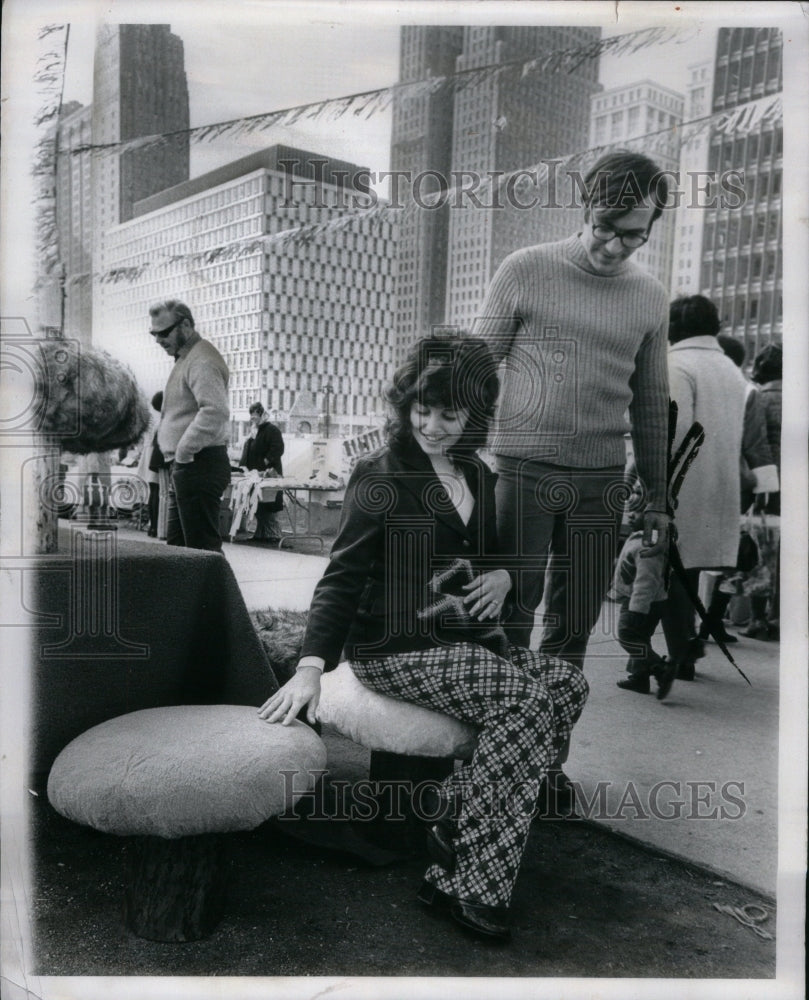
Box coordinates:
[590,80,684,288]
[53,101,93,344]
[91,24,190,339]
[391,26,601,359]
[390,27,464,362]
[699,27,783,358]
[444,26,601,334]
[98,146,396,442]
[671,61,713,297]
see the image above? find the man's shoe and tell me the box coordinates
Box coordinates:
[676,660,695,681]
[616,675,651,694]
[686,637,706,660]
[654,658,677,700]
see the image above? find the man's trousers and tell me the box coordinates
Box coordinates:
[166,446,231,551]
[495,457,625,666]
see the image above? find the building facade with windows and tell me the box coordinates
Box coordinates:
[91,24,190,340]
[391,26,464,364]
[444,26,601,334]
[98,146,396,443]
[391,26,601,358]
[589,80,684,289]
[671,61,713,297]
[698,26,783,359]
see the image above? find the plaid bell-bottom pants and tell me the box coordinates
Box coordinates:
[351,642,589,908]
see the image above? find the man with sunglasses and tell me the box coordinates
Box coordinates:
[475,151,671,813]
[150,299,231,551]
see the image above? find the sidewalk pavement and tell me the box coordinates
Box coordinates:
[136,529,781,898]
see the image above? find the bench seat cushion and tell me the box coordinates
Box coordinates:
[47,705,327,838]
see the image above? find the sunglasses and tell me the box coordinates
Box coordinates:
[149,317,184,338]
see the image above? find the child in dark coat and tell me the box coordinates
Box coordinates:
[609,497,678,700]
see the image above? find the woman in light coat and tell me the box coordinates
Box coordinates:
[666,296,778,676]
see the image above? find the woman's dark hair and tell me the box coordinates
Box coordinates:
[248,401,265,416]
[384,333,499,456]
[751,343,782,384]
[717,334,745,368]
[668,295,721,344]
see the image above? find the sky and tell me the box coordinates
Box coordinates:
[52,2,726,190]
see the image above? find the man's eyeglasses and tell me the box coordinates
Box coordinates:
[149,318,184,338]
[591,222,650,249]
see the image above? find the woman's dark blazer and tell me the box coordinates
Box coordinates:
[299,436,506,670]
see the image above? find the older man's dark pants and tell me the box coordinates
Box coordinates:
[495,458,625,661]
[166,446,231,551]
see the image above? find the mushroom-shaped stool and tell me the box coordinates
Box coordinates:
[47,704,327,942]
[318,661,479,759]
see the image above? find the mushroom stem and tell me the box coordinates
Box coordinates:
[124,833,227,942]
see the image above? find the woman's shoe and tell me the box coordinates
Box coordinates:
[418,786,457,872]
[417,880,454,909]
[425,821,456,872]
[452,900,511,942]
[416,882,511,942]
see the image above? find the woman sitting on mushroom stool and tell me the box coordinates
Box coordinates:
[259,333,588,942]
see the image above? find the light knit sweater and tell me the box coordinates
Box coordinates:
[475,234,670,508]
[157,332,230,463]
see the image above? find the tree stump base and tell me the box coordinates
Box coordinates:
[124,833,227,942]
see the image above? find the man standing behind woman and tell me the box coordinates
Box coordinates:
[474,151,671,661]
[474,151,671,805]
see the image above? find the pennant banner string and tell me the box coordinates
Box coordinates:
[60,21,706,161]
[70,90,781,285]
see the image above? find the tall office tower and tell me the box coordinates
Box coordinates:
[92,24,190,338]
[590,80,684,289]
[52,101,94,344]
[700,27,783,359]
[390,26,464,363]
[99,146,396,442]
[671,61,713,297]
[444,26,601,334]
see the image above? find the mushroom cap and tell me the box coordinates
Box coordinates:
[318,662,478,759]
[47,705,327,838]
